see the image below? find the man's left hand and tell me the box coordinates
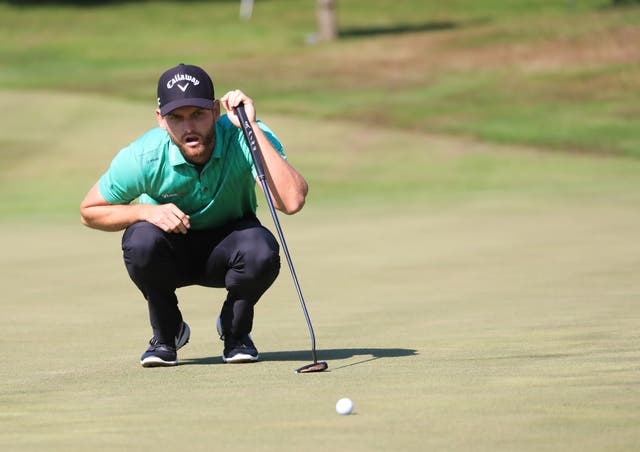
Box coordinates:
[221,89,256,128]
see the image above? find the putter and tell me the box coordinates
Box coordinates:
[235,103,328,374]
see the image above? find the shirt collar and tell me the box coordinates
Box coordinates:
[168,140,188,167]
[211,120,223,159]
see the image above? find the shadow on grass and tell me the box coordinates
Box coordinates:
[339,21,458,39]
[181,347,417,368]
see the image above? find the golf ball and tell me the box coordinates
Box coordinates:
[336,397,354,415]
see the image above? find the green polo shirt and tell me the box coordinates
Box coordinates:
[98,114,285,230]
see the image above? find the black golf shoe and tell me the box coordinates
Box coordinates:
[223,334,259,363]
[140,321,190,367]
[140,342,178,367]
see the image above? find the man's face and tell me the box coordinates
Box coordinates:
[157,103,219,165]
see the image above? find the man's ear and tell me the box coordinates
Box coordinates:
[155,109,167,130]
[213,100,221,121]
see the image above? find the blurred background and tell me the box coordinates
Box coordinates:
[1,0,639,220]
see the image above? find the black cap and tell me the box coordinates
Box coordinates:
[157,64,215,116]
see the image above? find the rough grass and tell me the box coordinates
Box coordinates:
[0,0,639,155]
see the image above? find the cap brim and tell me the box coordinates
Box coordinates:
[160,98,214,116]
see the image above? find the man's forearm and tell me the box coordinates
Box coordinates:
[253,123,308,214]
[80,203,148,232]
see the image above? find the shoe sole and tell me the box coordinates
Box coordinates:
[140,356,178,367]
[222,353,259,364]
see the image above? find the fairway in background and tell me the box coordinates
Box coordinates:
[0,0,638,155]
[1,90,639,220]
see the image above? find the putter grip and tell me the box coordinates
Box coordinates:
[235,104,267,179]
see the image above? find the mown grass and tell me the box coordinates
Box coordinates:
[2,197,640,451]
[1,0,639,155]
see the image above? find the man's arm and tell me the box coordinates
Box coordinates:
[79,182,191,234]
[221,90,309,215]
[252,124,308,214]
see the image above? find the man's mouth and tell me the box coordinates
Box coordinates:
[183,134,202,147]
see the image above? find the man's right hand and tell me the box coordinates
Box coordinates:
[142,203,191,234]
[80,182,191,233]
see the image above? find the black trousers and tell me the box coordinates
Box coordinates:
[121,216,280,345]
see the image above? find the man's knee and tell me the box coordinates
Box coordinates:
[235,227,281,282]
[122,221,169,269]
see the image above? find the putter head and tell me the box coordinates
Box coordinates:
[295,361,328,374]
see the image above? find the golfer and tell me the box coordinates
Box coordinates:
[80,64,308,367]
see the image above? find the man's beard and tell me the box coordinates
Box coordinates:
[172,123,216,165]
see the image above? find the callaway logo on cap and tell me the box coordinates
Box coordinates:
[157,63,215,116]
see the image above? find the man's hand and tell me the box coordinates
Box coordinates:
[219,89,308,215]
[221,89,256,128]
[143,203,191,234]
[80,182,193,233]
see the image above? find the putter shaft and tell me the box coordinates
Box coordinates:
[235,104,326,371]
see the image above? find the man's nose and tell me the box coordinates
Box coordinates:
[182,118,197,132]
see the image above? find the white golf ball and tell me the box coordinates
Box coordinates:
[336,397,354,415]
